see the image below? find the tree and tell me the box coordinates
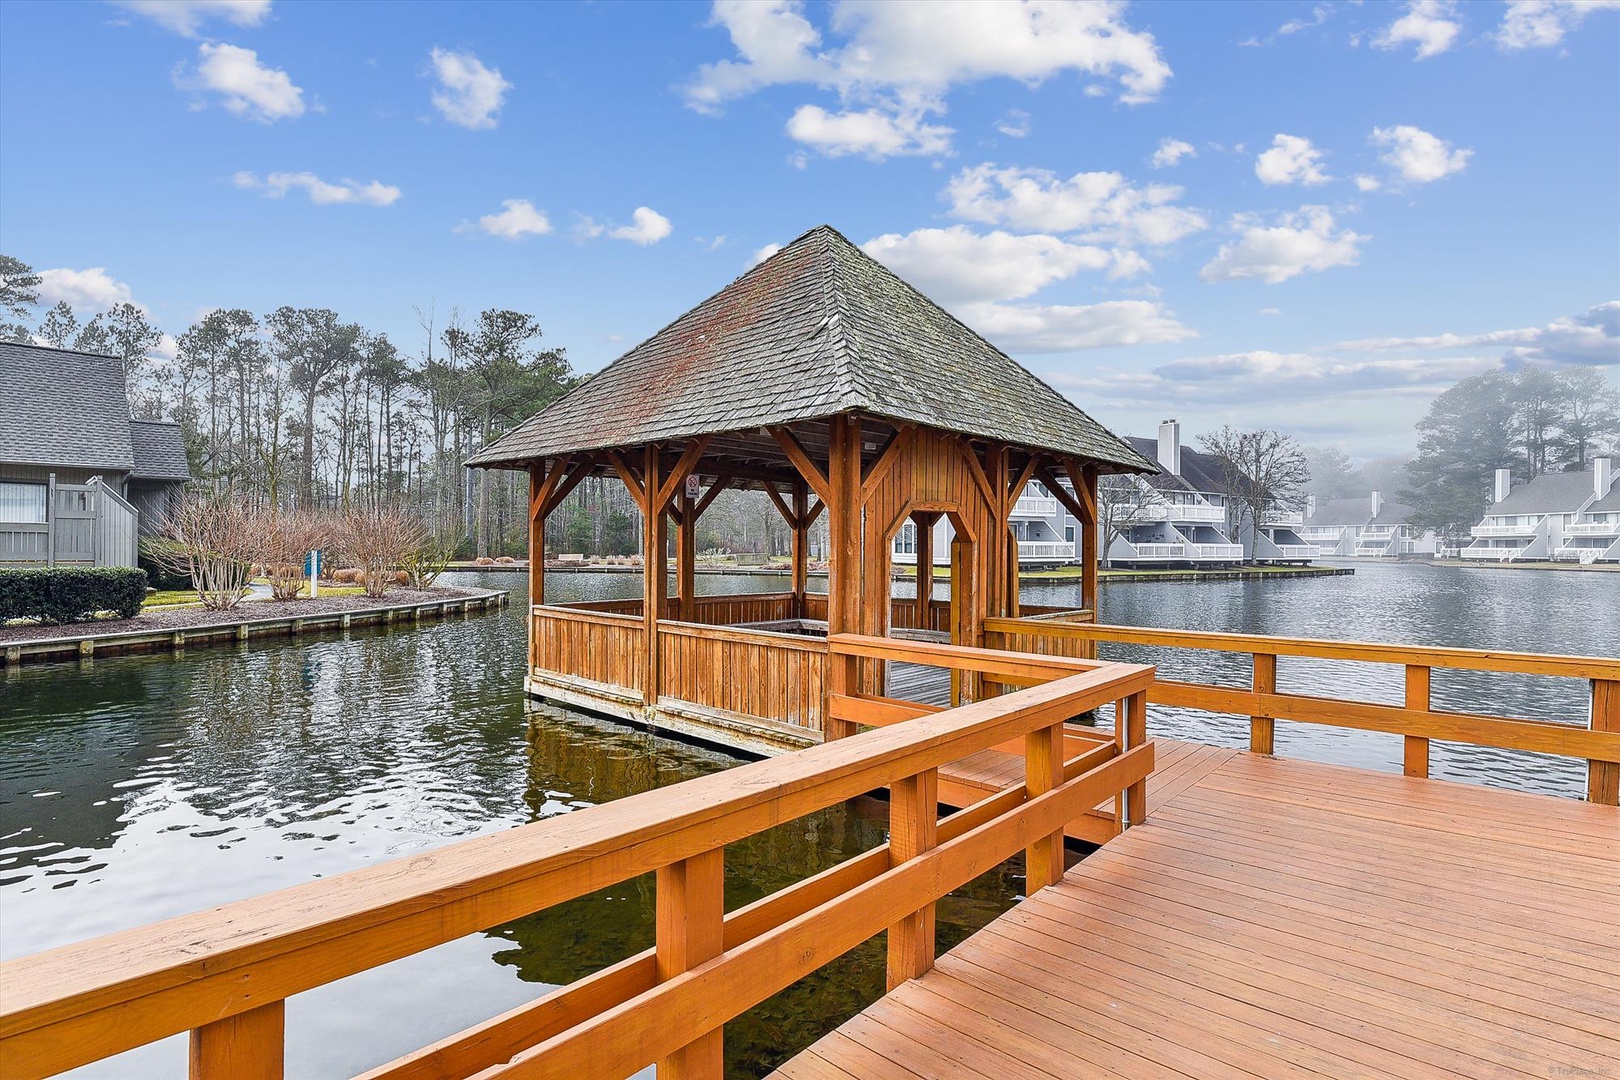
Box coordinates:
[266,306,360,507]
[1095,473,1152,568]
[337,506,425,598]
[1513,364,1564,479]
[1196,426,1310,557]
[1401,370,1520,532]
[0,254,41,342]
[1301,445,1358,501]
[73,303,164,413]
[1551,367,1620,469]
[36,302,79,348]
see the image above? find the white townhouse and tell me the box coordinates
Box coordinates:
[1103,421,1246,567]
[1462,458,1618,564]
[1299,491,1439,558]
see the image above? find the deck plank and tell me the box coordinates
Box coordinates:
[773,751,1620,1080]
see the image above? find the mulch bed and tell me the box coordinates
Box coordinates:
[0,587,478,643]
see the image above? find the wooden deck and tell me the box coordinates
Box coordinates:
[774,751,1620,1080]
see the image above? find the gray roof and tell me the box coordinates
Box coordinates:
[129,420,191,482]
[1370,501,1417,527]
[1487,470,1599,515]
[469,225,1151,472]
[0,342,135,472]
[1124,436,1229,495]
[1587,480,1620,514]
[1305,497,1373,528]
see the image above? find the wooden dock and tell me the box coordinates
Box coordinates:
[773,750,1620,1080]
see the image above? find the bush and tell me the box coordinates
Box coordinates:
[137,539,193,592]
[0,567,148,624]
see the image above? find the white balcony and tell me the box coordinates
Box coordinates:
[1010,495,1058,519]
[1565,521,1620,537]
[1263,511,1304,526]
[1470,523,1538,538]
[1132,502,1226,524]
[1127,543,1186,559]
[1188,543,1244,560]
[1017,540,1073,561]
[1359,528,1396,541]
[1271,544,1320,559]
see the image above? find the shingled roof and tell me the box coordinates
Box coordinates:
[0,342,136,472]
[129,420,192,482]
[468,225,1151,472]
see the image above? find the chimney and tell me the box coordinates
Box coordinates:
[1370,490,1383,518]
[1494,468,1513,504]
[1596,456,1614,499]
[1305,494,1317,520]
[1157,419,1181,476]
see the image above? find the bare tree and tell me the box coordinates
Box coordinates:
[157,497,258,609]
[1095,473,1153,568]
[1196,427,1310,558]
[338,506,426,598]
[260,508,334,600]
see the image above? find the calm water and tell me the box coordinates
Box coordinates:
[1,563,1616,1077]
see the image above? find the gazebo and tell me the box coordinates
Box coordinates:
[468,225,1151,753]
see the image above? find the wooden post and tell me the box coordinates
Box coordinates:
[190,1000,284,1080]
[643,445,665,706]
[676,489,696,623]
[949,537,971,706]
[827,417,862,637]
[1024,721,1065,891]
[791,481,809,619]
[1126,690,1148,825]
[988,446,1009,619]
[1405,665,1431,779]
[1006,530,1021,620]
[913,512,934,616]
[1251,653,1277,755]
[886,768,938,990]
[1080,464,1099,617]
[655,848,724,1080]
[1590,679,1618,806]
[825,647,858,742]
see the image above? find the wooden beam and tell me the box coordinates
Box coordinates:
[643,444,665,706]
[692,475,731,521]
[606,450,646,509]
[190,1000,283,1080]
[1404,665,1430,778]
[1008,453,1043,506]
[654,437,713,514]
[531,455,572,522]
[1252,653,1277,755]
[1593,679,1619,806]
[1035,464,1087,522]
[769,427,832,505]
[827,416,862,639]
[790,482,809,618]
[676,490,697,623]
[886,768,937,991]
[956,438,997,511]
[761,481,797,527]
[542,456,597,518]
[860,425,913,501]
[803,499,825,529]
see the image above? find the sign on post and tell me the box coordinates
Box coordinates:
[306,549,321,598]
[685,474,701,500]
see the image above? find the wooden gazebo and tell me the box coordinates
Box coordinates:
[469,225,1151,752]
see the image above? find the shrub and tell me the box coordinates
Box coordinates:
[259,508,333,600]
[402,532,457,590]
[137,539,192,592]
[336,506,426,598]
[156,497,257,610]
[0,567,148,624]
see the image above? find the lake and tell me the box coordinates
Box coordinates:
[1,562,1615,1077]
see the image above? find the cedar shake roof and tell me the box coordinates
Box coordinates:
[1486,470,1601,516]
[0,342,136,472]
[468,225,1152,473]
[129,420,191,482]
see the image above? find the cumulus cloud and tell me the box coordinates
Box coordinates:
[1374,0,1462,59]
[35,268,137,312]
[1497,0,1620,49]
[944,163,1206,248]
[472,198,551,239]
[1200,206,1366,284]
[1338,301,1620,366]
[957,299,1196,352]
[113,0,271,37]
[609,207,673,245]
[749,243,783,268]
[684,0,1171,160]
[1151,138,1196,169]
[234,170,401,205]
[1371,124,1472,184]
[1254,134,1330,186]
[785,105,951,158]
[862,226,1124,305]
[179,43,304,122]
[429,47,511,130]
[1354,174,1383,192]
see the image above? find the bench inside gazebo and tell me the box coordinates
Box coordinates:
[469,225,1152,757]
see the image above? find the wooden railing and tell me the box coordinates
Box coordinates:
[983,617,1620,805]
[890,596,951,633]
[532,604,646,690]
[0,638,1155,1080]
[658,621,829,731]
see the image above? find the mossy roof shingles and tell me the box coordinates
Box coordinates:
[469,225,1150,472]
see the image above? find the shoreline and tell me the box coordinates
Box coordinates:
[449,562,1356,583]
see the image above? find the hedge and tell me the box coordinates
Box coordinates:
[0,567,149,625]
[137,538,193,592]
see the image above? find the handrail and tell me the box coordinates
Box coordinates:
[982,616,1620,805]
[0,638,1154,1080]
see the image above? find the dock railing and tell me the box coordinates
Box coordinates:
[0,637,1154,1080]
[982,618,1620,805]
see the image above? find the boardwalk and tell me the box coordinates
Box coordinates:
[774,752,1620,1080]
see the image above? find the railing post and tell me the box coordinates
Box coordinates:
[1024,721,1066,891]
[656,848,724,1080]
[1403,665,1432,778]
[825,646,858,741]
[887,767,938,990]
[1126,690,1148,825]
[1591,679,1618,806]
[190,1000,284,1080]
[1250,653,1276,755]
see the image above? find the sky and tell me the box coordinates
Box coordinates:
[1,0,1617,459]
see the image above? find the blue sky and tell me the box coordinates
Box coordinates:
[2,0,1616,458]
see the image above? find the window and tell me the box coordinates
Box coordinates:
[0,482,47,524]
[1065,526,1075,543]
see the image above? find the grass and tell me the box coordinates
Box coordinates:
[140,581,370,610]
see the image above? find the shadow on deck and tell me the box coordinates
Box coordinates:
[773,752,1620,1079]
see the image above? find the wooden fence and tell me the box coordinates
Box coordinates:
[658,621,828,731]
[532,605,647,691]
[982,617,1620,805]
[0,478,138,568]
[0,638,1155,1080]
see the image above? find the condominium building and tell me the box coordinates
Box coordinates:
[1462,458,1617,563]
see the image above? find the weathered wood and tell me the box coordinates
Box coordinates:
[886,768,938,990]
[189,1000,283,1080]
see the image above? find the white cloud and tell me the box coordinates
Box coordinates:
[1374,0,1462,59]
[785,104,951,158]
[36,268,137,312]
[1370,125,1472,184]
[473,198,552,239]
[1151,138,1196,169]
[180,42,304,122]
[428,47,511,130]
[1279,4,1334,35]
[996,109,1031,138]
[944,163,1206,248]
[1260,307,1283,316]
[1200,206,1367,284]
[863,226,1121,305]
[749,243,783,268]
[958,299,1195,352]
[684,0,1171,160]
[609,207,673,245]
[1338,302,1620,366]
[1254,134,1330,186]
[1354,174,1383,192]
[234,170,401,206]
[113,0,271,37]
[1497,0,1620,49]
